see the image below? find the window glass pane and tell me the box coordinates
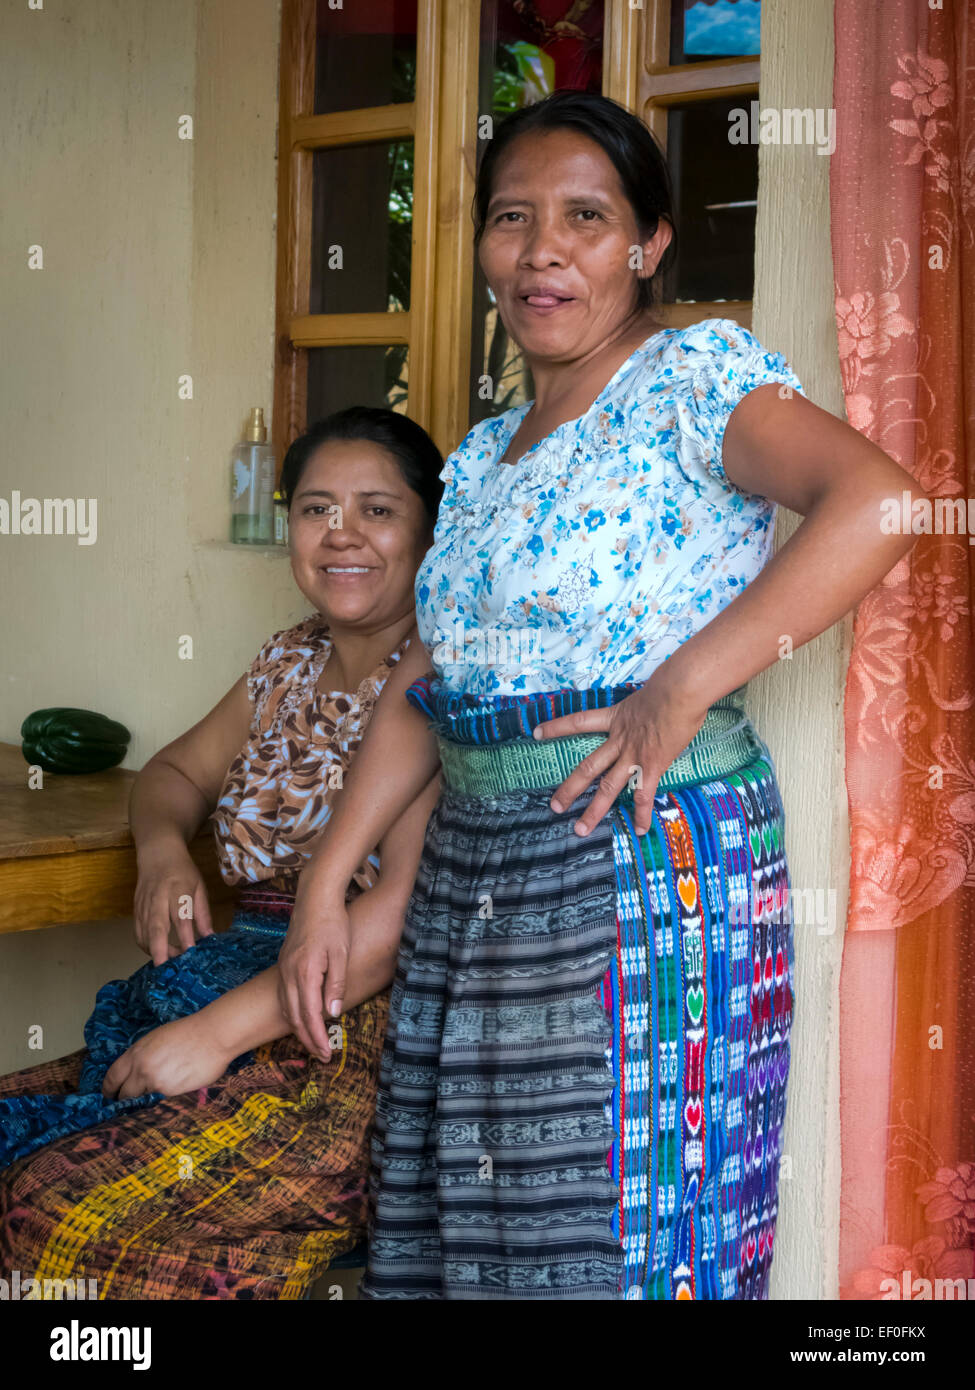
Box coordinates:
[662,97,757,303]
[485,0,604,109]
[468,0,605,429]
[306,345,409,423]
[314,0,417,113]
[473,305,535,419]
[669,0,761,65]
[309,140,413,315]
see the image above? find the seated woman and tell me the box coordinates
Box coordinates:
[0,405,443,1300]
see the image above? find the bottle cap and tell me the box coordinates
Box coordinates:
[245,407,267,443]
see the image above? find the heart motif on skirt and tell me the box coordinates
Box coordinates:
[686,983,705,1023]
[676,873,697,911]
[684,1097,702,1132]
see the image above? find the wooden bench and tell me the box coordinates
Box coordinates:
[0,741,233,935]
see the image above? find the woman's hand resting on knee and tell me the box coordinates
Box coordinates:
[102,1014,235,1100]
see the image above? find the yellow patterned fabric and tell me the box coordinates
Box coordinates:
[0,992,388,1300]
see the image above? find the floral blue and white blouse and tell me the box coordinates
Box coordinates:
[415,316,807,698]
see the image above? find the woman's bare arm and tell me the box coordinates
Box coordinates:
[653,384,932,709]
[128,677,253,960]
[279,629,443,1054]
[129,677,252,854]
[201,769,442,1054]
[103,772,443,1098]
[536,387,933,835]
[295,627,441,907]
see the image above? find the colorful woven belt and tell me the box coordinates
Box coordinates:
[407,674,749,746]
[232,885,296,936]
[434,699,765,797]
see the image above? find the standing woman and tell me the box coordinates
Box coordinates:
[278,91,928,1300]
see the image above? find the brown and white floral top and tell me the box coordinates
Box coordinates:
[211,614,412,898]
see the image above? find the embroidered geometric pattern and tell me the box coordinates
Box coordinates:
[363,680,795,1300]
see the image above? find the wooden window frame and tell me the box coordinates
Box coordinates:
[274,0,480,466]
[273,1,759,466]
[638,1,760,332]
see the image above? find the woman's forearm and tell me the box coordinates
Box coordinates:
[297,637,440,905]
[199,962,291,1056]
[653,479,921,716]
[200,884,408,1056]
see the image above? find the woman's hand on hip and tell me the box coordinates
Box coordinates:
[531,670,708,838]
[101,1014,235,1101]
[277,888,352,1062]
[133,846,214,965]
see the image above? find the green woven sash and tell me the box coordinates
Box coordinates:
[436,698,763,798]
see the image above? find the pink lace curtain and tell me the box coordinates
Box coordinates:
[831,0,975,1297]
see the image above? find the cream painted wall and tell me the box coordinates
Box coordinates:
[752,0,847,1300]
[0,0,298,1071]
[0,0,845,1303]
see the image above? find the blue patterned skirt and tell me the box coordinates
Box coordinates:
[0,890,295,1169]
[362,680,796,1300]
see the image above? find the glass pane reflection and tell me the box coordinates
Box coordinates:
[314,0,417,113]
[306,345,409,423]
[310,140,413,315]
[664,97,757,303]
[669,0,761,65]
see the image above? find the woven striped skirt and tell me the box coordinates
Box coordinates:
[0,886,387,1299]
[362,681,795,1300]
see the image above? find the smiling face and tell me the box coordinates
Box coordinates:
[477,126,672,366]
[288,439,432,633]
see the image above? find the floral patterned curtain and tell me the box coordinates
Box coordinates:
[831,0,975,1298]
